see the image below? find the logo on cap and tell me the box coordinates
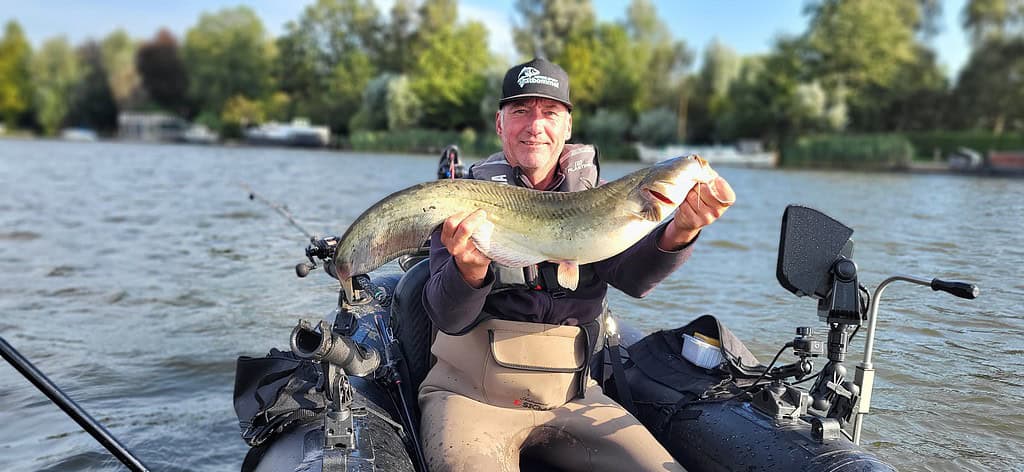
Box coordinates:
[517,66,560,89]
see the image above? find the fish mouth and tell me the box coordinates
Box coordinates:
[645,188,675,205]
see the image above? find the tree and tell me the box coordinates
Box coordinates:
[803,0,938,131]
[632,108,677,146]
[0,21,33,127]
[100,30,144,110]
[410,16,494,129]
[624,0,692,121]
[380,0,417,73]
[686,39,741,143]
[953,0,1024,133]
[804,0,919,91]
[714,37,844,147]
[963,0,1024,45]
[65,41,118,134]
[953,37,1024,133]
[513,0,596,59]
[854,46,948,132]
[136,29,189,115]
[386,75,421,130]
[275,0,384,133]
[30,37,81,135]
[349,73,393,131]
[183,6,277,119]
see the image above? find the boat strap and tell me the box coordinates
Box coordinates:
[606,331,636,414]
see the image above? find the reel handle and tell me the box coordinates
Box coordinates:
[930,278,980,299]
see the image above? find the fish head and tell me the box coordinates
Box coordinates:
[634,154,719,221]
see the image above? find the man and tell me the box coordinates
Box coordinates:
[418,57,735,471]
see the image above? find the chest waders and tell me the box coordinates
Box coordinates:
[416,144,684,471]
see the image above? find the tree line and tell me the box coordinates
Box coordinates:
[0,0,1021,152]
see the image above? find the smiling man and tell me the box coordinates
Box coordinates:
[417,57,735,471]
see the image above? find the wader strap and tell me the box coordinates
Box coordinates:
[607,332,636,414]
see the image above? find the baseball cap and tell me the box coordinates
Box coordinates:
[499,57,572,111]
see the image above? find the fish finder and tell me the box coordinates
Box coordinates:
[776,205,863,326]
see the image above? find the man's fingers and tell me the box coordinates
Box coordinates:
[440,211,469,245]
[454,209,487,242]
[705,177,736,207]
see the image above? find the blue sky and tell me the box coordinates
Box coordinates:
[1,0,971,78]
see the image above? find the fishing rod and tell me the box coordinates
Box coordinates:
[245,184,430,471]
[0,336,151,472]
[241,182,315,240]
[241,182,338,278]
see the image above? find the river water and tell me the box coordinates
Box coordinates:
[0,139,1021,472]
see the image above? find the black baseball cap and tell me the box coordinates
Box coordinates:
[499,57,572,111]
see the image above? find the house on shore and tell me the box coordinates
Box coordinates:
[117,112,188,142]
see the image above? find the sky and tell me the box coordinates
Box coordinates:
[0,0,972,79]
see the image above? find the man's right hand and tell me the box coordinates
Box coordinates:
[440,209,492,288]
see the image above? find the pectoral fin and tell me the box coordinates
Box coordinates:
[630,200,662,222]
[556,261,580,291]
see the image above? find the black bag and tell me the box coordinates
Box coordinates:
[233,348,327,447]
[606,315,765,436]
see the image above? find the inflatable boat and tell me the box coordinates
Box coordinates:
[230,200,979,472]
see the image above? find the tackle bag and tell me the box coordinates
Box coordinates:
[232,348,327,447]
[602,314,764,437]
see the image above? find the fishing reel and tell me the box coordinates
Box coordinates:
[296,236,339,278]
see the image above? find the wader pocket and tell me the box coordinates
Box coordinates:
[425,319,588,410]
[484,322,586,409]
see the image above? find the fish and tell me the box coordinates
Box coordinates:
[332,154,731,301]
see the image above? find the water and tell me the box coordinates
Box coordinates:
[0,140,1021,471]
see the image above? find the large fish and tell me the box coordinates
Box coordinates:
[333,154,730,300]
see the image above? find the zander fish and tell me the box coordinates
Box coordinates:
[333,154,731,300]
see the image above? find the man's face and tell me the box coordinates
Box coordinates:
[495,98,572,176]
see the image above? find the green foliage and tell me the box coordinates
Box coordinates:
[350,73,393,132]
[579,108,638,160]
[30,37,81,135]
[3,0,1017,158]
[0,21,33,127]
[276,0,384,134]
[410,18,493,130]
[183,6,276,118]
[583,108,630,142]
[688,39,742,142]
[963,0,1024,45]
[904,130,1024,159]
[100,30,143,110]
[221,95,265,127]
[782,134,914,168]
[804,0,919,91]
[65,41,118,134]
[632,108,677,146]
[262,92,291,122]
[952,37,1024,133]
[593,24,645,114]
[386,75,422,131]
[348,128,500,156]
[514,0,596,59]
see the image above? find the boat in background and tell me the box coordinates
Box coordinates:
[245,118,331,148]
[945,147,1024,176]
[636,141,777,167]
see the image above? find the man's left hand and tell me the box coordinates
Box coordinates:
[659,176,736,251]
